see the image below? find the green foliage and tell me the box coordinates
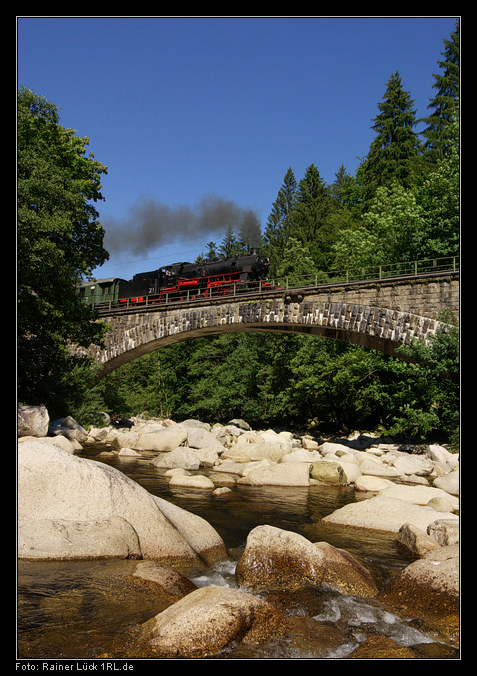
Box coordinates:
[290,164,336,269]
[275,237,323,286]
[53,358,107,423]
[17,87,110,409]
[185,334,272,423]
[97,343,193,420]
[421,20,460,162]
[91,321,458,444]
[391,309,459,441]
[363,183,423,259]
[414,126,460,259]
[263,167,298,276]
[358,71,423,205]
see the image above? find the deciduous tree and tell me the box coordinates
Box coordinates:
[18,87,109,408]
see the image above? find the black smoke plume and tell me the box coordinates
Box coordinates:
[103,194,262,256]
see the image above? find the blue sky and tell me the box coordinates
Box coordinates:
[17,16,458,282]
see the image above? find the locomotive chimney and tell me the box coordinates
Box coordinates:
[250,247,259,255]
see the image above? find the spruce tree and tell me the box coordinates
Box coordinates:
[218,226,245,257]
[421,20,460,162]
[359,71,423,204]
[330,164,358,208]
[263,167,297,275]
[291,164,334,269]
[327,164,362,234]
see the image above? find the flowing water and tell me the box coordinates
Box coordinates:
[17,452,459,661]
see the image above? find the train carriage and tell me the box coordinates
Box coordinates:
[76,278,125,306]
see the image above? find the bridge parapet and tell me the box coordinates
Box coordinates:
[301,270,459,318]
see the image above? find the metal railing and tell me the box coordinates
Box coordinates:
[277,255,459,290]
[91,255,459,314]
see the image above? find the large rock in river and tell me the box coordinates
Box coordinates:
[238,461,310,487]
[19,515,142,560]
[321,495,458,534]
[315,541,378,598]
[186,427,225,452]
[377,483,459,511]
[151,447,201,470]
[244,441,291,462]
[137,585,286,658]
[113,425,189,452]
[49,415,89,442]
[378,544,459,645]
[132,426,188,452]
[433,468,459,497]
[18,440,226,565]
[235,525,327,591]
[310,460,347,486]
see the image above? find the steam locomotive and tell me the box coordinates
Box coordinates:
[77,250,271,308]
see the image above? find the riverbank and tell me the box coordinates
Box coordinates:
[17,406,460,658]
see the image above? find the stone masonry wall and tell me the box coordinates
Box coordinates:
[80,274,459,377]
[304,276,459,318]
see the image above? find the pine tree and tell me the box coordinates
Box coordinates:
[421,20,460,162]
[359,71,423,204]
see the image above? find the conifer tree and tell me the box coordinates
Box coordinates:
[329,164,357,208]
[421,20,460,162]
[327,164,362,234]
[359,71,423,204]
[291,164,334,269]
[218,226,245,257]
[205,241,218,258]
[263,167,297,275]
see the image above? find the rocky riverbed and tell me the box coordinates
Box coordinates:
[17,405,460,658]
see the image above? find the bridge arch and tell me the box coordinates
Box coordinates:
[78,292,456,379]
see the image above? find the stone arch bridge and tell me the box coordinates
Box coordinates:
[78,270,459,379]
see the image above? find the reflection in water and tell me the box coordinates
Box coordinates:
[18,559,171,660]
[17,454,458,660]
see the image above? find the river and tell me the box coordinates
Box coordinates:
[17,452,459,660]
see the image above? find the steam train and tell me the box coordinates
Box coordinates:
[77,250,272,308]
